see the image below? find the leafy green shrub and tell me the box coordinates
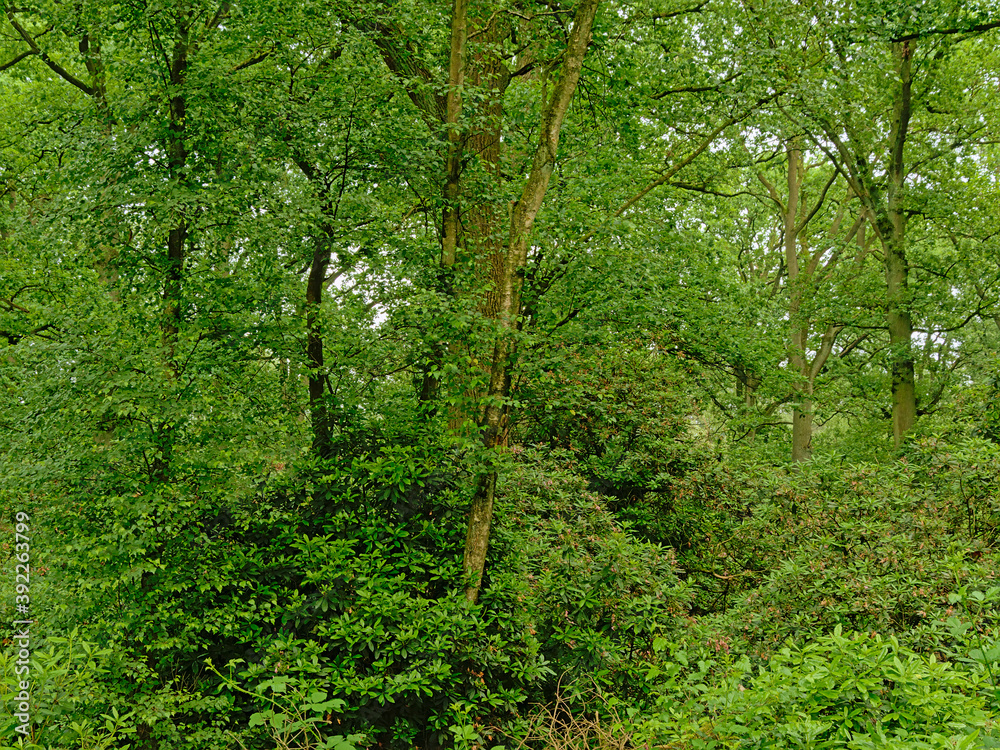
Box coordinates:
[489,447,691,705]
[907,436,1000,545]
[208,660,365,750]
[515,343,707,496]
[659,450,1000,654]
[216,469,549,750]
[645,627,998,749]
[613,459,785,614]
[0,631,132,750]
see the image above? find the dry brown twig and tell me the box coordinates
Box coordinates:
[498,679,646,750]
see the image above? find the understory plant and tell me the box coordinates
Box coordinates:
[642,627,1000,749]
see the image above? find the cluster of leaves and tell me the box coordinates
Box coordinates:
[489,447,691,701]
[642,626,1000,749]
[0,441,697,749]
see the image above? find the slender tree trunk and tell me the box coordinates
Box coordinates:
[886,245,916,446]
[783,143,813,461]
[306,235,333,459]
[291,146,349,459]
[441,0,468,271]
[418,0,470,414]
[162,19,189,371]
[735,364,757,407]
[461,17,511,432]
[79,33,113,131]
[422,3,511,429]
[734,364,760,441]
[885,41,916,448]
[792,403,813,461]
[163,223,186,364]
[154,14,189,481]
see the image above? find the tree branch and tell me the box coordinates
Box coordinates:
[892,20,1000,43]
[366,20,447,128]
[593,95,780,235]
[648,1,709,21]
[652,70,743,99]
[5,10,94,95]
[0,48,34,72]
[230,46,274,73]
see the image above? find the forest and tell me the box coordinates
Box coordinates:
[2,0,1000,747]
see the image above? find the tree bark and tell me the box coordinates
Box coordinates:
[292,162,340,461]
[462,0,602,603]
[306,232,333,459]
[884,41,916,447]
[783,143,813,461]
[162,17,189,372]
[441,0,469,271]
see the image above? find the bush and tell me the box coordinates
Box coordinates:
[488,447,691,707]
[645,627,999,749]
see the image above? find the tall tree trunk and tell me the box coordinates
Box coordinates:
[154,13,190,481]
[441,0,468,271]
[460,17,511,433]
[783,142,813,462]
[462,0,601,603]
[162,25,188,370]
[815,41,919,451]
[884,41,916,448]
[306,234,333,459]
[819,42,917,449]
[289,85,353,459]
[435,4,512,430]
[421,2,511,428]
[365,0,602,602]
[417,0,471,414]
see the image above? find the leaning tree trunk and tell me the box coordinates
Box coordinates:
[462,0,602,603]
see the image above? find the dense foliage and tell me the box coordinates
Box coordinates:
[2,0,1000,748]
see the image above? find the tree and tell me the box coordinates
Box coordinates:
[771,0,1000,447]
[361,0,604,602]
